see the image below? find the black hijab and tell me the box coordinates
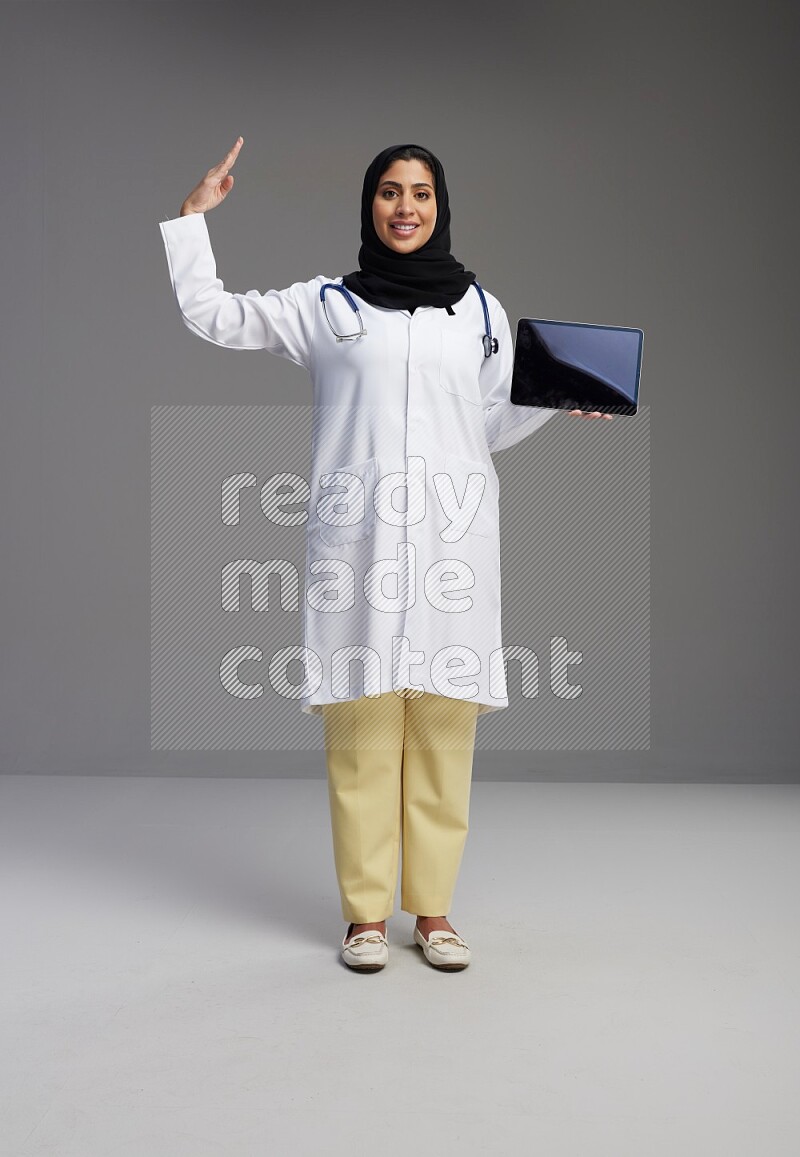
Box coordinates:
[341,143,476,315]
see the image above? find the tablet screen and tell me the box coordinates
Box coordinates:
[510,319,643,415]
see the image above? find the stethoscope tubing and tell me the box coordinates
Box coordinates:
[319,280,498,356]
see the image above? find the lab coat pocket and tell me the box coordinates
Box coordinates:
[316,456,379,547]
[439,328,483,406]
[443,453,497,539]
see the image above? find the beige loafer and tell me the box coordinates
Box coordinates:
[414,925,471,970]
[341,923,389,971]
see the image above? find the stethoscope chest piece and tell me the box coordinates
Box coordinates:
[473,280,498,357]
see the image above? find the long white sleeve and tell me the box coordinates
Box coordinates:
[158,213,319,368]
[479,298,558,453]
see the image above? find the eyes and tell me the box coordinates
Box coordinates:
[380,189,432,200]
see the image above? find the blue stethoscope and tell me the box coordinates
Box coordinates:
[319,280,499,357]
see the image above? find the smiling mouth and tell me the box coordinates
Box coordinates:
[390,223,419,234]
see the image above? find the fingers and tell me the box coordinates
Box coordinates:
[209,136,243,177]
[567,409,615,419]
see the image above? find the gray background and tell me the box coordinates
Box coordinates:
[3,0,797,779]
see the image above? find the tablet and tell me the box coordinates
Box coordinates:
[510,318,644,416]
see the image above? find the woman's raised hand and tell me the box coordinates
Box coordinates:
[180,136,244,217]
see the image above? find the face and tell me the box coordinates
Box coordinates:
[371,158,437,253]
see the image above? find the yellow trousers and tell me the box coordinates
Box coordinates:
[321,690,480,923]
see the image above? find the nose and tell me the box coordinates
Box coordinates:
[396,195,416,217]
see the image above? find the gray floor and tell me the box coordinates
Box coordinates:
[1,775,798,1156]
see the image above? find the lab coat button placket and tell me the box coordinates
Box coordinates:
[402,313,420,657]
[404,312,412,558]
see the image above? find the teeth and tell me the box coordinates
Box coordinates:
[393,224,417,231]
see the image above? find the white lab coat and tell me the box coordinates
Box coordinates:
[159,213,557,716]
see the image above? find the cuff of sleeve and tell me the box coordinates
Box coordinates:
[159,211,209,234]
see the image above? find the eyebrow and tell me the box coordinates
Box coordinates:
[378,179,434,190]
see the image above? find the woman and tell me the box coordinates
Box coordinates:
[159,138,612,973]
